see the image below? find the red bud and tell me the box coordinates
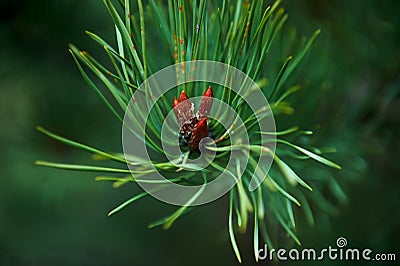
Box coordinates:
[173,91,193,128]
[172,89,213,151]
[189,117,209,151]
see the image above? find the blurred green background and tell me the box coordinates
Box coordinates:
[0,0,398,265]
